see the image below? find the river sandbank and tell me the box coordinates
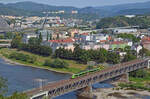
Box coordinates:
[93,87,150,99]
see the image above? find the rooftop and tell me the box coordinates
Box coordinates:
[49,38,75,43]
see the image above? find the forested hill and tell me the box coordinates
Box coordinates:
[96,16,150,29]
[6,1,78,13]
[1,1,150,18]
[0,1,100,20]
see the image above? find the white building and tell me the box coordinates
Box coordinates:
[131,45,142,54]
[114,29,137,34]
[93,34,109,43]
[125,15,136,18]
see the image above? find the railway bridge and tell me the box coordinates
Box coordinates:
[25,58,150,99]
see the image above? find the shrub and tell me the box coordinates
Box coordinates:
[44,59,69,68]
[44,59,52,66]
[8,52,37,63]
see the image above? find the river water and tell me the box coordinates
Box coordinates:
[0,58,70,96]
[0,58,149,99]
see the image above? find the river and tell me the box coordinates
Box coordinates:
[0,58,70,96]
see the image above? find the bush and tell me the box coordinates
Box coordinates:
[44,59,52,66]
[8,52,37,63]
[129,69,149,78]
[44,59,69,68]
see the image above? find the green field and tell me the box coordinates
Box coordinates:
[0,48,88,74]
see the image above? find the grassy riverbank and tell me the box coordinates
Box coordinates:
[118,69,150,91]
[0,48,88,74]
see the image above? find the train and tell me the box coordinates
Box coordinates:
[71,66,104,79]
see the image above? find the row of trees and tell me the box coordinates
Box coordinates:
[18,43,52,56]
[117,33,140,43]
[11,35,52,56]
[54,45,120,64]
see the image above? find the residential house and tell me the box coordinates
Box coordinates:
[141,36,150,50]
[131,44,142,54]
[42,38,75,52]
[38,29,54,41]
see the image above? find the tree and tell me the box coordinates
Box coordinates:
[130,69,148,78]
[122,53,136,62]
[11,35,22,48]
[79,51,90,64]
[139,48,150,57]
[7,92,28,99]
[28,37,40,46]
[107,52,120,64]
[46,32,49,41]
[124,46,131,52]
[46,59,69,68]
[98,48,108,63]
[0,76,7,95]
[39,32,42,43]
[5,32,13,39]
[117,33,140,43]
[49,33,52,40]
[73,44,83,60]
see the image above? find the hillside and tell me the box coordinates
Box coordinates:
[1,1,150,18]
[115,8,150,16]
[95,1,150,16]
[6,1,78,12]
[96,16,150,29]
[0,2,100,20]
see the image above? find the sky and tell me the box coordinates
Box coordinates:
[0,0,150,8]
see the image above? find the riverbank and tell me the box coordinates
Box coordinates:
[0,48,88,74]
[93,87,150,99]
[0,54,72,74]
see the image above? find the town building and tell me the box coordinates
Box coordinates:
[22,33,37,44]
[37,29,54,41]
[42,38,75,52]
[113,29,138,34]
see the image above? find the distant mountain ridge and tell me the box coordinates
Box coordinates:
[1,1,150,17]
[95,1,150,16]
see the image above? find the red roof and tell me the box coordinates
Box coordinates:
[142,36,150,41]
[81,33,89,36]
[100,40,107,42]
[49,38,74,43]
[110,41,126,44]
[108,36,111,41]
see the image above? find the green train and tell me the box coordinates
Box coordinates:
[71,66,104,79]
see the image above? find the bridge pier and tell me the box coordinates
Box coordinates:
[116,73,129,83]
[77,85,94,99]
